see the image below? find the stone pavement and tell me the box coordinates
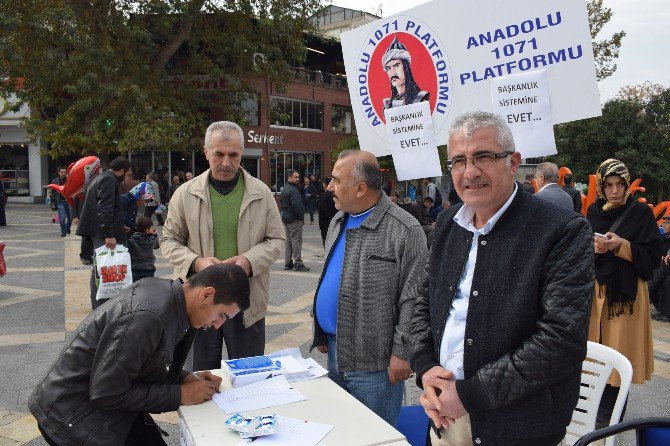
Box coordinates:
[0,202,668,445]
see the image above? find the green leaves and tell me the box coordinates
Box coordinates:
[554,86,670,201]
[0,0,320,157]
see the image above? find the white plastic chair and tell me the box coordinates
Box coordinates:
[565,341,634,446]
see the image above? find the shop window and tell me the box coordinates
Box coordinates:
[270,150,323,193]
[331,105,355,134]
[270,97,323,131]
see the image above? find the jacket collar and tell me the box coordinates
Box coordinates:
[188,168,262,202]
[487,181,526,233]
[171,279,190,332]
[332,191,392,231]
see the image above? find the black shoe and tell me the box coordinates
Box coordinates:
[66,230,71,234]
[60,233,66,237]
[293,264,310,272]
[284,263,294,270]
[81,257,93,265]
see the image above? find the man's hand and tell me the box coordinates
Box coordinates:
[316,345,328,354]
[420,366,454,429]
[105,237,116,249]
[180,373,221,405]
[72,217,79,225]
[388,355,412,385]
[222,255,252,277]
[192,370,223,387]
[663,255,670,266]
[194,256,223,272]
[434,378,467,420]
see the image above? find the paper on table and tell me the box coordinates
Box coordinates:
[267,348,328,381]
[235,415,333,446]
[213,375,306,414]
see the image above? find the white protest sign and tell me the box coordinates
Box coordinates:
[491,70,556,158]
[341,0,601,156]
[384,101,442,181]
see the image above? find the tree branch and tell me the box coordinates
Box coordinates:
[150,0,206,75]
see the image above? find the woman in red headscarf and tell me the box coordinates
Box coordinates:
[586,158,663,428]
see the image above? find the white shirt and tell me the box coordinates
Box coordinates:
[439,183,518,379]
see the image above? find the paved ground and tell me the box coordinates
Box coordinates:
[0,202,668,445]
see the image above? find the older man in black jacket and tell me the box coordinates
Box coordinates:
[76,157,130,309]
[30,264,250,446]
[410,111,594,446]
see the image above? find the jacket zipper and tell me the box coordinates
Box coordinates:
[309,217,343,351]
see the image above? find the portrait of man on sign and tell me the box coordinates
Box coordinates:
[382,35,430,109]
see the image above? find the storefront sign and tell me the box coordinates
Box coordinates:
[247,130,284,145]
[341,0,600,156]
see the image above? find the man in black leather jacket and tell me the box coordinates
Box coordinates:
[76,157,130,309]
[29,264,250,446]
[410,112,594,446]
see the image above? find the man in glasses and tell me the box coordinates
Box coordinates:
[410,111,594,446]
[30,264,250,446]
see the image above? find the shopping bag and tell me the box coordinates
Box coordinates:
[94,244,133,301]
[0,242,6,277]
[155,204,167,215]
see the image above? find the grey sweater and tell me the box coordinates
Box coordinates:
[311,193,428,372]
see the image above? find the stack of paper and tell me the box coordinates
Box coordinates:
[222,349,327,388]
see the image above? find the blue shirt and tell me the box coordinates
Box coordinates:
[315,208,374,334]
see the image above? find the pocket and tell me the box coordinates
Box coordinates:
[367,254,397,263]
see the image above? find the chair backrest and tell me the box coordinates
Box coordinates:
[565,341,633,446]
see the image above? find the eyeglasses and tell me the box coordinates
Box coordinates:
[447,151,514,172]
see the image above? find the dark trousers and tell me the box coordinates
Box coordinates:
[189,314,265,371]
[38,413,167,446]
[132,269,155,283]
[80,235,93,261]
[144,206,164,225]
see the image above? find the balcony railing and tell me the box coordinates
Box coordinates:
[292,68,348,89]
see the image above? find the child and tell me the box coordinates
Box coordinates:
[127,216,159,282]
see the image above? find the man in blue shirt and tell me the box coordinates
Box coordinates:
[310,150,428,426]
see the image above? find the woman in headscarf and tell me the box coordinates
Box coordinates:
[586,159,663,428]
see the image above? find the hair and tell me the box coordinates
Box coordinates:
[390,59,423,103]
[189,264,251,310]
[109,157,131,171]
[338,150,382,191]
[403,197,412,204]
[57,165,66,172]
[448,111,515,154]
[524,173,535,181]
[204,121,244,150]
[535,162,559,183]
[135,216,153,233]
[146,172,157,181]
[564,173,573,185]
[289,170,299,178]
[423,196,434,204]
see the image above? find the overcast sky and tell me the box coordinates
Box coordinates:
[329,0,670,102]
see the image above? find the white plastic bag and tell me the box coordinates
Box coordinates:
[94,244,133,301]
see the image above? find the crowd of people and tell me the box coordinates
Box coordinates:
[25,115,670,446]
